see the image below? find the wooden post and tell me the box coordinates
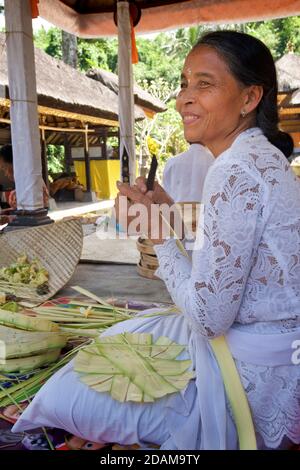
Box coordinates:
[4,0,52,226]
[64,134,72,173]
[101,129,108,160]
[117,1,136,184]
[40,128,49,191]
[83,125,91,192]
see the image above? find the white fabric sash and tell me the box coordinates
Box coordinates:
[226,327,300,366]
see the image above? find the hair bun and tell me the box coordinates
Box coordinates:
[268,131,294,158]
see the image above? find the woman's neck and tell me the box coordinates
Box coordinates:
[207,120,255,158]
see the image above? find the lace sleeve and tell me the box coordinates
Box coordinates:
[154,163,267,338]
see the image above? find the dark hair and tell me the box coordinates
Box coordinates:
[0,144,13,165]
[193,31,293,158]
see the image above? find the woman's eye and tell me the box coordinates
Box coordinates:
[180,82,187,89]
[198,81,210,88]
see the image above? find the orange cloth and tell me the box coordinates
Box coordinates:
[31,0,39,19]
[130,17,138,64]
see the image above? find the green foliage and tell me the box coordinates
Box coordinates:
[135,78,187,179]
[275,16,300,55]
[33,17,300,175]
[77,38,118,71]
[34,28,118,72]
[34,27,62,60]
[47,145,64,176]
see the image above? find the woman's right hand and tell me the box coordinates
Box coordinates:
[135,177,174,206]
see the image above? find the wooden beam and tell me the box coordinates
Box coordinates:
[0,117,96,134]
[279,107,300,115]
[0,96,119,127]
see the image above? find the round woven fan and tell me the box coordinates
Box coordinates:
[0,219,83,306]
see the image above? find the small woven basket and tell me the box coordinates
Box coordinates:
[135,202,199,280]
[0,219,83,306]
[136,237,159,280]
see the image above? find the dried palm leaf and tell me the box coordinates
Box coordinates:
[74,332,194,403]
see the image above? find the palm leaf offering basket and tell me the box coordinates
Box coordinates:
[0,219,83,306]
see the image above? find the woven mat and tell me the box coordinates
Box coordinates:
[0,220,83,306]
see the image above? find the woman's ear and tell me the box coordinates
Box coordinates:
[243,85,264,114]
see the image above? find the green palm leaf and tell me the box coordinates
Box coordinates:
[74,332,194,403]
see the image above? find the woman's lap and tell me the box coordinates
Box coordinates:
[13,312,190,446]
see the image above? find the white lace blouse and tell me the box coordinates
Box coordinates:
[155,128,300,448]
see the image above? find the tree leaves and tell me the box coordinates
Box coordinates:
[74,332,194,403]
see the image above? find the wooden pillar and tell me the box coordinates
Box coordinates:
[40,128,49,191]
[64,134,72,173]
[83,125,91,192]
[101,129,108,160]
[4,0,51,226]
[117,1,136,184]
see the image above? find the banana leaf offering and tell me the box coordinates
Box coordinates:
[0,254,49,297]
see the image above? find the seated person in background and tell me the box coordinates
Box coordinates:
[0,144,49,209]
[163,143,214,203]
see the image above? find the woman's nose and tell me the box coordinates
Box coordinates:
[178,87,197,105]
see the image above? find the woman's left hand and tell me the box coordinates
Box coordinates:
[115,181,166,245]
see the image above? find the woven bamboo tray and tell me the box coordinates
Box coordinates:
[0,219,83,306]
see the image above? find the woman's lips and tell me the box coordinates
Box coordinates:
[182,114,200,125]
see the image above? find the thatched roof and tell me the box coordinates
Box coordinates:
[0,33,145,127]
[39,0,300,38]
[276,53,300,93]
[276,55,300,137]
[86,69,166,114]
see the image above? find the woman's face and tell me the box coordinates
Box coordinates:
[176,45,252,156]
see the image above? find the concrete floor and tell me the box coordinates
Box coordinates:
[81,234,140,264]
[59,262,172,304]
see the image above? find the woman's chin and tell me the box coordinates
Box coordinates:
[184,131,204,145]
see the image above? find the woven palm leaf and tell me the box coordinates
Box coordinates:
[74,332,194,403]
[0,220,83,306]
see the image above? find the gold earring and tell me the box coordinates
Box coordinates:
[241,110,246,117]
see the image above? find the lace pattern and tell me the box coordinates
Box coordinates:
[154,128,300,448]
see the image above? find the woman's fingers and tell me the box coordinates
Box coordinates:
[116,181,150,205]
[135,176,147,194]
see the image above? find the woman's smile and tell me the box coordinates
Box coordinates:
[181,112,201,125]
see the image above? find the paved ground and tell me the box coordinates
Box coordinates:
[59,262,172,304]
[81,232,140,264]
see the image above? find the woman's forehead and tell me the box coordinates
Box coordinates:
[182,45,231,78]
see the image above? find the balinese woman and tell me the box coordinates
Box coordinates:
[13,31,300,450]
